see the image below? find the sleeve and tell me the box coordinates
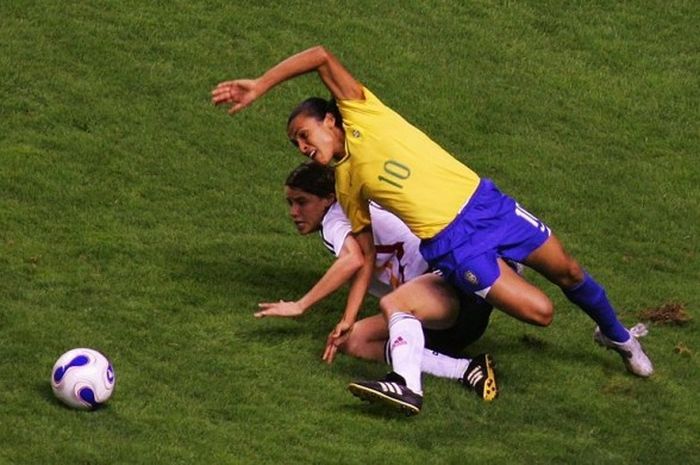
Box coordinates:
[333,158,372,234]
[319,203,352,257]
[337,86,383,121]
[341,196,371,234]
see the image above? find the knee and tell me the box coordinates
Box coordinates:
[380,292,421,324]
[527,296,554,327]
[557,259,585,289]
[379,294,401,318]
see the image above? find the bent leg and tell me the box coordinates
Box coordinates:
[340,313,475,381]
[376,273,478,395]
[525,235,629,342]
[379,273,460,329]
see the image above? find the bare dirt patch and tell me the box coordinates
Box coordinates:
[640,302,691,326]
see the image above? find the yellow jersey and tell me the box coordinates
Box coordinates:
[335,87,480,239]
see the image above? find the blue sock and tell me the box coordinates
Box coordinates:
[563,272,629,343]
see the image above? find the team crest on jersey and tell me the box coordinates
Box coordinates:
[464,270,479,286]
[352,129,361,138]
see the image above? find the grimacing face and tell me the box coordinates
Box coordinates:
[284,186,335,235]
[287,113,345,165]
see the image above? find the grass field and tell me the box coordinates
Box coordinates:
[1,1,698,464]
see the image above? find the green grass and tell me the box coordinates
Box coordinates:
[1,1,698,464]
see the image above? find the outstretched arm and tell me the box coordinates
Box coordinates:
[255,235,365,318]
[212,46,364,114]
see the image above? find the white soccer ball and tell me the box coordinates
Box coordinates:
[51,348,116,410]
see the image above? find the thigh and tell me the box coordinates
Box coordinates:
[380,273,460,330]
[486,259,553,326]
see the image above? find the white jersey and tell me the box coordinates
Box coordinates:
[320,202,429,298]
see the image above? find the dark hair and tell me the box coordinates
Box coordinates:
[287,97,343,129]
[285,162,335,198]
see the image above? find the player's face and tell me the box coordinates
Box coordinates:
[287,113,344,165]
[284,186,334,235]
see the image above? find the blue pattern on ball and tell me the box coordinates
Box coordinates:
[52,355,90,383]
[78,387,97,407]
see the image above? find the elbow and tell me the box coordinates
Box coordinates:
[347,253,365,274]
[311,44,330,55]
[310,45,331,62]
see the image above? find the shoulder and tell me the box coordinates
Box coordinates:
[337,86,386,115]
[322,202,348,227]
[320,203,352,256]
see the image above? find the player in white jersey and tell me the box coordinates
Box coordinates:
[255,163,498,400]
[321,201,428,298]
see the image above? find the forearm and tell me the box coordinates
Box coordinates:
[339,229,375,326]
[339,252,374,326]
[296,253,362,312]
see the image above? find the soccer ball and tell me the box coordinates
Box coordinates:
[51,348,115,410]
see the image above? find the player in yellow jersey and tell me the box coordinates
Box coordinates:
[212,46,653,415]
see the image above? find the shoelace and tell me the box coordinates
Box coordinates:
[629,322,649,339]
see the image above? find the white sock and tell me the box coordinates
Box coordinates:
[421,350,471,380]
[383,336,471,381]
[388,312,424,395]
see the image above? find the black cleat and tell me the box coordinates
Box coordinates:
[460,353,498,401]
[348,372,422,416]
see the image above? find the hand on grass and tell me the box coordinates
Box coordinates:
[322,320,352,365]
[255,300,303,318]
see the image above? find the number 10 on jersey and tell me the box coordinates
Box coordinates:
[378,160,411,189]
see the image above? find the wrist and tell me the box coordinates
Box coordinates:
[256,74,275,97]
[340,314,356,327]
[295,298,310,314]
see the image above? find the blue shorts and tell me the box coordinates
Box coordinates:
[419,179,551,296]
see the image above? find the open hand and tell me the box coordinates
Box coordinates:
[211,79,260,114]
[255,300,304,319]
